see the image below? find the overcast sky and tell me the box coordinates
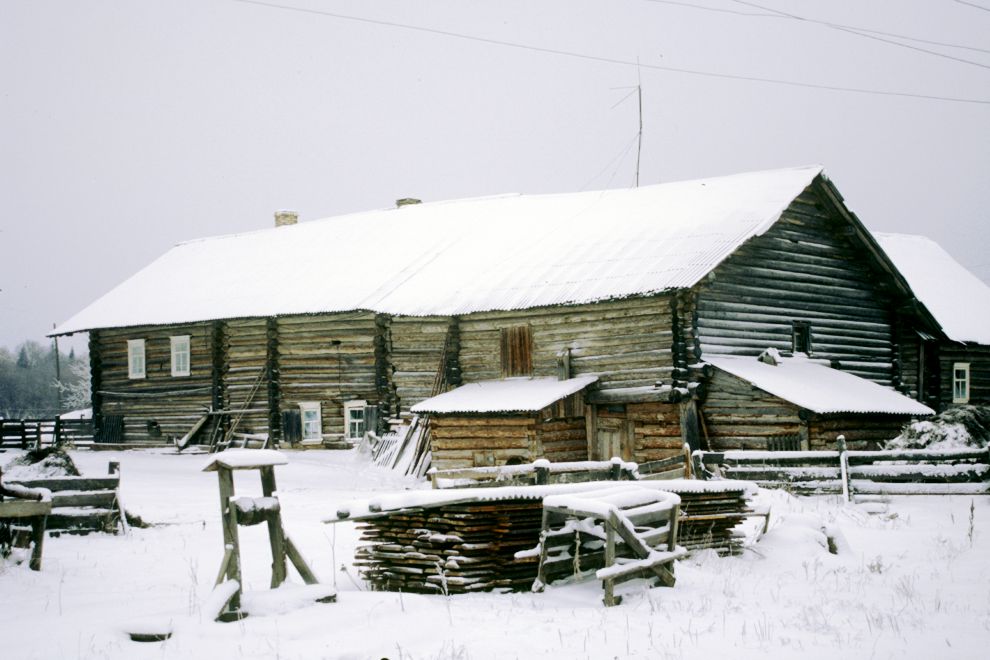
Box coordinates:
[3,0,988,352]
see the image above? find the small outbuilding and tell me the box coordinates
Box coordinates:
[412,376,598,470]
[703,352,934,451]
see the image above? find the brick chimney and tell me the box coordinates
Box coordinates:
[275,210,298,227]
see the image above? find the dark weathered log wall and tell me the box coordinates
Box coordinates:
[222,318,271,437]
[695,184,897,387]
[537,416,587,463]
[806,414,907,451]
[700,369,804,450]
[938,345,990,409]
[628,402,684,461]
[457,296,675,390]
[93,323,215,443]
[388,316,452,413]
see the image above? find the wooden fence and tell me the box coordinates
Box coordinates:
[693,437,990,499]
[0,419,95,450]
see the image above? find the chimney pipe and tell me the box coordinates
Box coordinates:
[275,210,298,227]
[396,198,421,208]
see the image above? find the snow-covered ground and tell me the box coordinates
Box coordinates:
[1,448,988,659]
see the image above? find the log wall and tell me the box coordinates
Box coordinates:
[222,318,271,437]
[430,407,588,470]
[628,402,683,461]
[938,345,990,409]
[275,313,382,440]
[457,296,675,390]
[388,316,453,413]
[92,323,215,443]
[700,369,804,450]
[806,414,907,451]
[431,416,538,470]
[695,184,898,387]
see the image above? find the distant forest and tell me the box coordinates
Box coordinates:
[0,341,90,418]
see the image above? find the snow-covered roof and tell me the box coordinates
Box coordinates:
[411,376,599,414]
[202,449,289,472]
[706,355,934,416]
[54,166,825,335]
[874,233,990,345]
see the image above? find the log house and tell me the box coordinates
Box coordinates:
[53,166,946,461]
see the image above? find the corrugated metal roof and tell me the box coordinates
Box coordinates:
[707,355,934,416]
[874,233,990,345]
[411,376,599,414]
[54,165,824,335]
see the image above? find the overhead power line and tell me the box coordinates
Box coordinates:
[232,0,990,106]
[728,0,990,70]
[954,0,990,13]
[647,0,990,54]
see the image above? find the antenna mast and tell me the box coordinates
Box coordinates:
[635,59,643,187]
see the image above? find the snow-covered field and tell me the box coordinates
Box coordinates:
[2,448,988,660]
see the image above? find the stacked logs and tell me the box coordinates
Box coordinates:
[671,487,751,555]
[354,499,544,594]
[350,481,752,593]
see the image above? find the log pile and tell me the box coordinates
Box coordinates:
[669,486,751,555]
[354,499,544,594]
[346,480,753,593]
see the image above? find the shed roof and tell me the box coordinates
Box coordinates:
[410,376,599,414]
[706,355,934,416]
[874,233,990,345]
[54,165,825,335]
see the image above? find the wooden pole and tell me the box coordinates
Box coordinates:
[216,466,242,619]
[260,466,287,587]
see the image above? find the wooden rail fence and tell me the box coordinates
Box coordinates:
[693,437,990,499]
[0,419,95,450]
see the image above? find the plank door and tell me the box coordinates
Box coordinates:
[596,412,633,461]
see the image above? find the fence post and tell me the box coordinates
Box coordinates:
[691,451,707,480]
[535,464,550,485]
[609,457,622,481]
[837,435,850,503]
[682,443,693,479]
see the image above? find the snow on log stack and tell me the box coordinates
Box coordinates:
[331,479,753,594]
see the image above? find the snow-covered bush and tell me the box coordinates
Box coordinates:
[887,405,990,450]
[3,446,80,479]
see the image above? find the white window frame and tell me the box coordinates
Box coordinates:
[170,335,191,377]
[344,399,368,440]
[127,339,146,379]
[299,402,322,441]
[952,363,970,404]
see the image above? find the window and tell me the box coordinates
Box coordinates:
[792,321,812,355]
[127,339,146,379]
[500,325,533,377]
[170,335,191,377]
[953,363,970,404]
[344,400,367,439]
[299,402,322,441]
